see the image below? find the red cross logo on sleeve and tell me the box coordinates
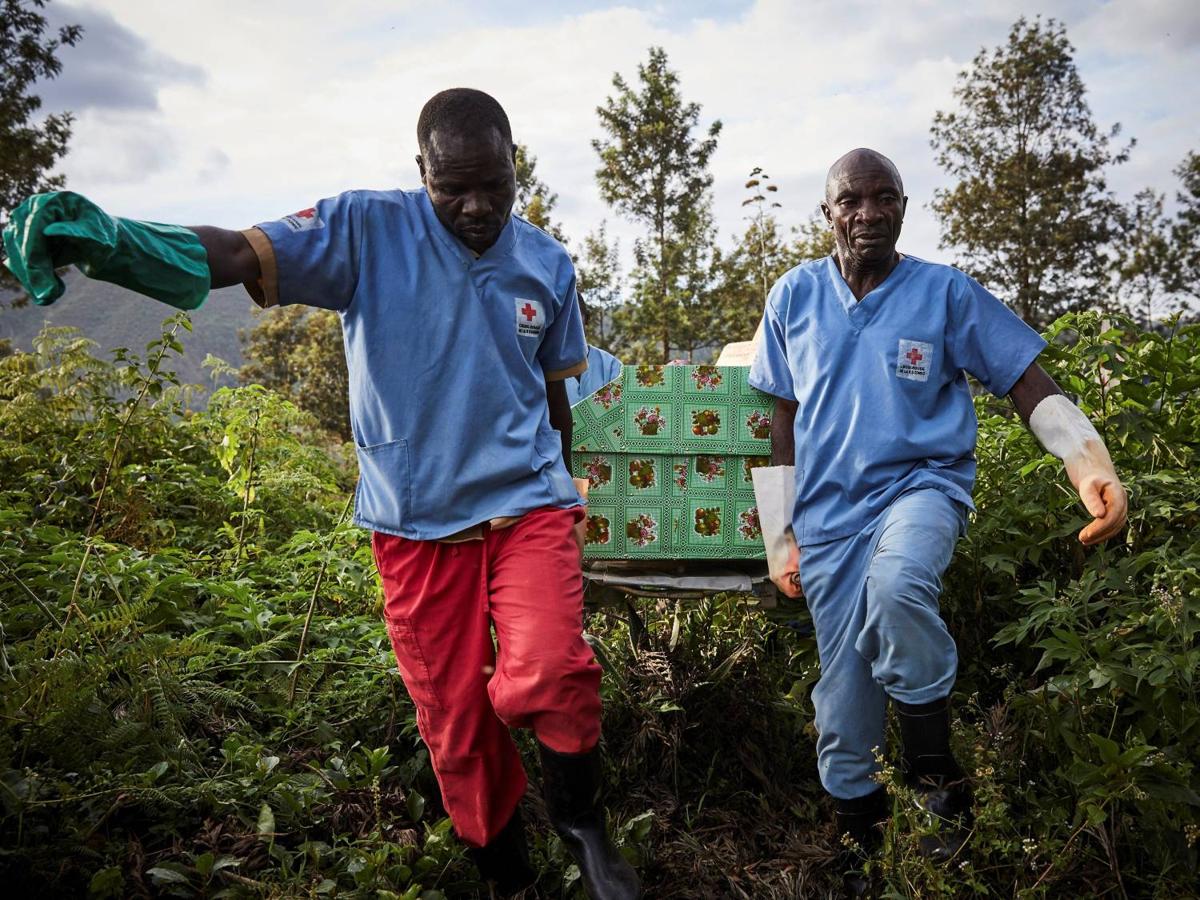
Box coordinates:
[906,347,923,365]
[515,298,545,335]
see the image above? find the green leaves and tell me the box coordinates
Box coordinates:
[257,801,276,840]
[952,312,1200,891]
[0,322,425,894]
[4,312,1200,896]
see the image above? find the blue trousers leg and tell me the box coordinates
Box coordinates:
[801,490,966,800]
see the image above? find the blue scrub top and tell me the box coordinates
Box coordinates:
[256,189,587,540]
[566,345,623,406]
[749,255,1046,546]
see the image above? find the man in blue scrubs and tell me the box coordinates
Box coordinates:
[3,89,639,900]
[749,149,1127,891]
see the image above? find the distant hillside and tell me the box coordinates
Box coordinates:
[0,269,264,390]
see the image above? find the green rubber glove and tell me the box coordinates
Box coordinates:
[2,191,211,310]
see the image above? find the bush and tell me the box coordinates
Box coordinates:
[0,313,1196,897]
[925,312,1200,897]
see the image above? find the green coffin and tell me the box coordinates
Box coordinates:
[571,364,773,560]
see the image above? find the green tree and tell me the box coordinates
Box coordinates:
[593,46,722,362]
[741,167,782,305]
[1113,188,1173,327]
[792,211,835,263]
[1167,151,1200,307]
[707,176,837,347]
[0,0,80,224]
[707,169,796,343]
[239,307,350,441]
[930,17,1129,326]
[1,0,81,291]
[574,221,622,350]
[514,143,566,242]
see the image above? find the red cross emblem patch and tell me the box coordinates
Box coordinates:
[515,298,545,337]
[896,339,932,382]
[282,206,325,232]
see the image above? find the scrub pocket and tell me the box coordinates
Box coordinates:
[355,438,412,526]
[533,426,578,504]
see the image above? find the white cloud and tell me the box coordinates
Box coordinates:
[39,2,204,113]
[45,0,1200,274]
[64,111,181,184]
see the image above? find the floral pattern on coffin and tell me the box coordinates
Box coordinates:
[633,405,666,435]
[626,513,658,547]
[691,409,720,436]
[568,364,773,559]
[585,514,611,545]
[635,365,665,387]
[628,458,656,489]
[584,456,612,489]
[738,507,761,541]
[694,507,722,537]
[690,365,723,390]
[694,455,724,482]
[673,463,688,489]
[742,455,770,483]
[746,410,771,439]
[592,381,622,410]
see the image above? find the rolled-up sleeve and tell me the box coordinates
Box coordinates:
[748,283,796,400]
[248,192,362,312]
[539,273,588,381]
[947,275,1047,397]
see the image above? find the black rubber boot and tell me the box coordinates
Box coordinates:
[895,697,974,862]
[538,742,641,900]
[465,806,538,898]
[834,787,887,898]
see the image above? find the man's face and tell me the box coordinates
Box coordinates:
[418,128,517,254]
[821,158,908,270]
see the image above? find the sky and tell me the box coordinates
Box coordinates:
[34,0,1200,276]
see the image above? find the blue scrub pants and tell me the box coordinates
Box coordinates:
[799,489,968,800]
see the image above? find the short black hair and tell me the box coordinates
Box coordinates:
[417,88,512,154]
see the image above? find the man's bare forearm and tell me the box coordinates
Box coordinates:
[770,397,797,466]
[1008,362,1063,424]
[547,379,573,463]
[187,226,260,289]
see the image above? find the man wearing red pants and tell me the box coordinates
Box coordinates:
[2,88,639,899]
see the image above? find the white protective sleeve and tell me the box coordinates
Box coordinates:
[751,465,797,583]
[1028,394,1102,462]
[1028,393,1122,525]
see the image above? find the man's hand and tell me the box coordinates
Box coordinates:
[1012,369,1129,548]
[3,192,116,304]
[772,541,804,598]
[1068,449,1128,546]
[751,454,801,599]
[3,191,221,310]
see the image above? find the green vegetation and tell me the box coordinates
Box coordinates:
[2,7,1199,898]
[2,313,1197,897]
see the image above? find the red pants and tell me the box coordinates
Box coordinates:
[372,506,602,848]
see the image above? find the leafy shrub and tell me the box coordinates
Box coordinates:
[1,313,1197,897]
[920,312,1200,896]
